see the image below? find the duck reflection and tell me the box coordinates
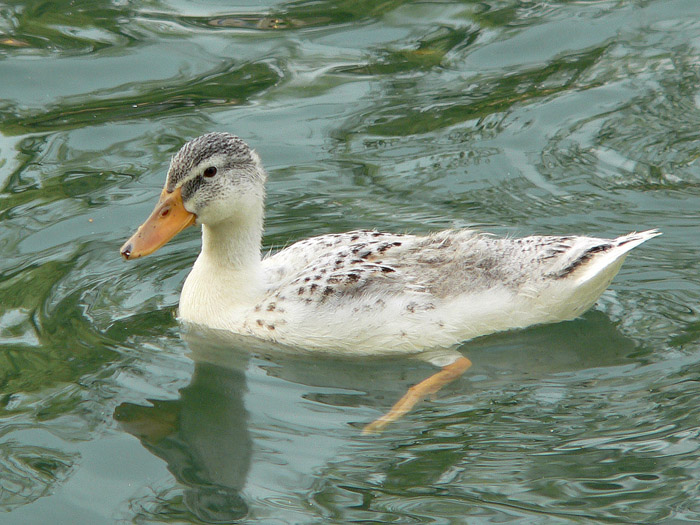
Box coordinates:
[114,338,252,523]
[114,309,639,522]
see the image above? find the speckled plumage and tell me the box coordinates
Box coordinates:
[244,228,658,352]
[136,132,660,354]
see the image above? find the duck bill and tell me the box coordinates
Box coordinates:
[120,187,196,260]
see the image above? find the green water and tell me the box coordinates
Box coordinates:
[1,0,699,522]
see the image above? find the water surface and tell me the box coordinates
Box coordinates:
[1,0,699,523]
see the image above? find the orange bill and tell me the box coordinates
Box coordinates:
[120,187,196,260]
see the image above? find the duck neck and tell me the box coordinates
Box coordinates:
[200,213,263,273]
[180,209,265,323]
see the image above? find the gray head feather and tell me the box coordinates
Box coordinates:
[166,132,258,192]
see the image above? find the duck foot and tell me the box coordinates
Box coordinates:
[362,356,472,434]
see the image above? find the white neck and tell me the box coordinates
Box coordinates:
[201,214,263,270]
[179,209,266,329]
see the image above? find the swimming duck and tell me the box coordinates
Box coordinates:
[121,132,659,432]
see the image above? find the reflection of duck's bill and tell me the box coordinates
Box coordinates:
[113,400,180,444]
[120,187,196,260]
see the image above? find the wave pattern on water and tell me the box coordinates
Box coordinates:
[0,0,698,523]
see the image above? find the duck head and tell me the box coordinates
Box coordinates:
[120,132,266,260]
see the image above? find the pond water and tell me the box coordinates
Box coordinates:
[1,0,700,523]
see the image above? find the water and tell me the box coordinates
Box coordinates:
[1,0,699,522]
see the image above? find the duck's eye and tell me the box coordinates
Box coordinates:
[203,166,217,178]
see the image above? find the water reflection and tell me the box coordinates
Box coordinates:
[114,309,639,522]
[115,341,251,523]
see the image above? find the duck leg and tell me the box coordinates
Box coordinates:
[363,356,472,434]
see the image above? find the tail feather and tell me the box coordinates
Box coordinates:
[615,229,662,250]
[574,229,660,284]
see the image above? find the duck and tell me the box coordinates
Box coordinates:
[120,132,659,432]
